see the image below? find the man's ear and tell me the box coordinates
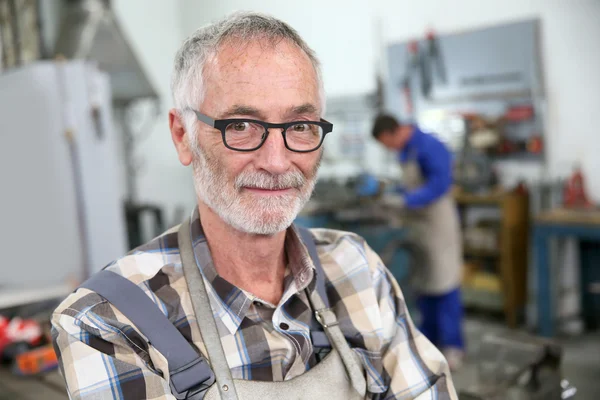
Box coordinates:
[169,109,193,166]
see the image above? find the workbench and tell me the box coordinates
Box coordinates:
[533,208,600,337]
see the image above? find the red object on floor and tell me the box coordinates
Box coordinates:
[13,344,58,375]
[563,167,593,209]
[0,315,43,357]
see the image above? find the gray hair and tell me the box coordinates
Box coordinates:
[171,11,325,122]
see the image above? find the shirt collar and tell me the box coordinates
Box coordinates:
[187,208,316,335]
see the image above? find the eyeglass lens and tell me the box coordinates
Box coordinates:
[224,121,324,151]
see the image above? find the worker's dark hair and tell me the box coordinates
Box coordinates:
[372,114,400,139]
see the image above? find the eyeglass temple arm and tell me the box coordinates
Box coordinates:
[193,110,216,127]
[320,118,333,134]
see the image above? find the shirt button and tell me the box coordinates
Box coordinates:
[253,301,262,306]
[279,322,289,331]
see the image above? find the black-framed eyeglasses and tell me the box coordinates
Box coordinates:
[190,110,333,153]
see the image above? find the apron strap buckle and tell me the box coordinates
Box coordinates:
[315,309,338,329]
[169,356,216,400]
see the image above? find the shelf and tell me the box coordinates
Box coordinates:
[463,271,502,291]
[464,248,500,258]
[453,187,508,205]
[456,188,529,327]
[462,286,504,312]
[490,152,544,162]
[428,89,532,105]
[535,208,600,227]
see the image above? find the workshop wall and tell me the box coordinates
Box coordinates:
[179,0,600,199]
[179,0,377,99]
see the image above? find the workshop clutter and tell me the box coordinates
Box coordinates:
[13,345,58,376]
[463,221,500,253]
[563,166,593,209]
[459,331,576,400]
[0,315,43,358]
[0,315,57,375]
[462,261,502,295]
[466,107,544,159]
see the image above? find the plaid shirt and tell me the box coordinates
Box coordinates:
[52,210,457,399]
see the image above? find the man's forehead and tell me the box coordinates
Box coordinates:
[202,38,321,115]
[213,37,309,66]
[205,39,315,84]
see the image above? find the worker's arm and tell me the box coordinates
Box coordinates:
[363,244,458,399]
[403,135,453,209]
[51,291,175,400]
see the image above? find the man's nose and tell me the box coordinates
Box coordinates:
[253,128,292,174]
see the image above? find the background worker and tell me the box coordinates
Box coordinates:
[371,114,465,370]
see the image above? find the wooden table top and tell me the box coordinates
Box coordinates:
[535,208,600,226]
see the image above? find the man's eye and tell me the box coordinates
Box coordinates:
[232,122,249,131]
[292,124,309,132]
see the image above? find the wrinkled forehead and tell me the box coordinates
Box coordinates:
[201,38,321,115]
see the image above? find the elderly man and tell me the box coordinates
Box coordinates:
[52,12,457,400]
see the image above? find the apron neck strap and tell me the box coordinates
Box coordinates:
[178,218,239,400]
[295,226,330,310]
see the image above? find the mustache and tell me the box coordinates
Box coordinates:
[234,170,306,190]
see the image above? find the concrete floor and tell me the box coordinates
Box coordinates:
[1,316,599,399]
[454,316,600,399]
[0,369,66,400]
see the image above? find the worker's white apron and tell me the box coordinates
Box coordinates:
[179,220,367,400]
[400,154,463,295]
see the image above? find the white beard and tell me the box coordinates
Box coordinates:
[190,142,318,235]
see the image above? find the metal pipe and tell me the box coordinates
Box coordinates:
[8,0,21,65]
[35,0,49,59]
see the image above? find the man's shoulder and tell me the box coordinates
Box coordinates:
[307,227,367,247]
[112,224,182,282]
[54,225,184,318]
[416,127,448,152]
[306,227,384,275]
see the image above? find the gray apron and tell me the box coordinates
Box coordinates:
[178,219,368,400]
[400,153,463,295]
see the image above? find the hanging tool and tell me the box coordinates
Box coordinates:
[399,40,419,117]
[398,30,447,117]
[427,30,447,84]
[420,30,447,98]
